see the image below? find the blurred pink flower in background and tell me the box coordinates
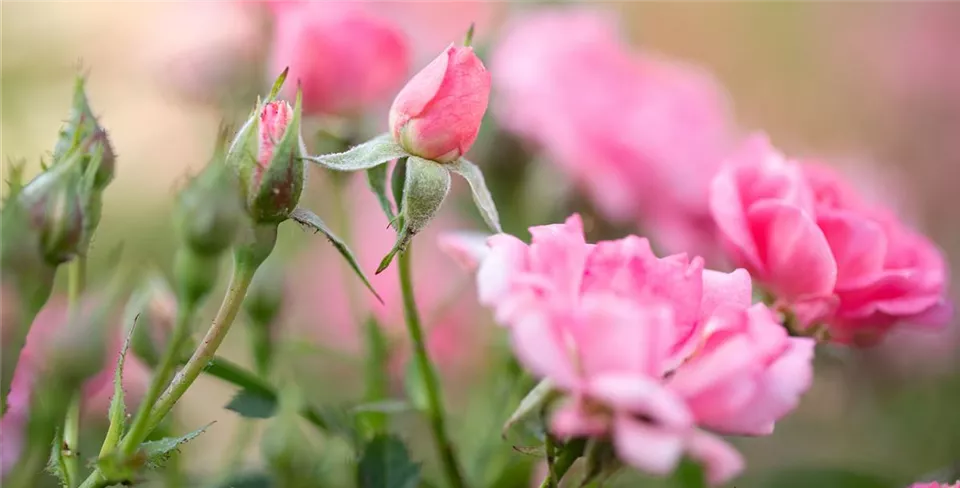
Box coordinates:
[491,8,734,259]
[265,1,410,117]
[143,2,264,105]
[372,1,503,65]
[288,176,486,376]
[390,44,491,163]
[710,134,951,345]
[908,482,960,488]
[473,214,814,484]
[0,298,149,476]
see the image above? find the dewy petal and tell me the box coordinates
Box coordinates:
[612,415,685,476]
[747,199,837,300]
[686,430,745,486]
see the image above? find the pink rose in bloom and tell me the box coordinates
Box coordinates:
[0,298,149,477]
[491,9,734,258]
[473,214,814,484]
[710,134,951,344]
[287,177,486,376]
[266,1,409,116]
[389,44,492,163]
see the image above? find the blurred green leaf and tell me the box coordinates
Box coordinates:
[357,435,421,488]
[141,423,212,469]
[359,316,391,437]
[403,358,430,413]
[101,322,134,454]
[758,467,897,488]
[669,458,706,488]
[226,389,278,419]
[213,472,274,488]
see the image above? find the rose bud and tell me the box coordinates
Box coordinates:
[126,275,178,368]
[228,81,306,223]
[54,76,115,190]
[17,163,86,266]
[388,43,491,163]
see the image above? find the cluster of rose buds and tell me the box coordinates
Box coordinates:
[710,134,951,345]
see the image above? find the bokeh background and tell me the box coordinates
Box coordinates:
[2,1,959,487]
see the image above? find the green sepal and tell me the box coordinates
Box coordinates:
[307,133,408,172]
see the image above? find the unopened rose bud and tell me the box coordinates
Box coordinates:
[54,76,115,190]
[388,43,491,163]
[47,300,113,386]
[17,164,85,266]
[228,84,306,224]
[126,275,177,368]
[174,141,246,257]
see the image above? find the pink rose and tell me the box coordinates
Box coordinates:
[491,9,733,258]
[908,483,960,488]
[267,2,409,116]
[389,44,491,163]
[473,214,813,484]
[710,134,951,344]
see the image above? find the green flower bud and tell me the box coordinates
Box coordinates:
[174,139,246,257]
[228,82,305,224]
[47,299,113,386]
[173,248,220,307]
[17,162,86,265]
[54,76,114,189]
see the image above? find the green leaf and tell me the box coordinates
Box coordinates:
[307,133,408,172]
[376,157,450,274]
[449,158,502,233]
[758,468,897,488]
[100,319,135,455]
[403,358,430,413]
[669,457,706,488]
[141,422,213,469]
[502,379,556,439]
[366,164,395,224]
[359,316,390,436]
[47,429,68,487]
[226,389,278,419]
[357,435,421,488]
[212,472,274,488]
[267,67,289,102]
[313,404,364,451]
[353,400,412,415]
[291,207,383,304]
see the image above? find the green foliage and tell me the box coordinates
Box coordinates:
[140,423,213,470]
[356,435,421,488]
[226,389,279,419]
[757,467,897,488]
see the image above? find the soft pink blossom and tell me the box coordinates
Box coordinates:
[491,9,734,258]
[908,482,960,488]
[710,134,951,344]
[0,298,149,477]
[389,44,491,163]
[474,214,813,484]
[266,2,409,116]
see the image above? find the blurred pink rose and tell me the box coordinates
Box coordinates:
[491,9,734,258]
[710,134,951,344]
[908,482,960,488]
[266,1,409,116]
[373,1,503,66]
[0,298,149,476]
[474,214,813,484]
[390,44,491,163]
[288,176,486,376]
